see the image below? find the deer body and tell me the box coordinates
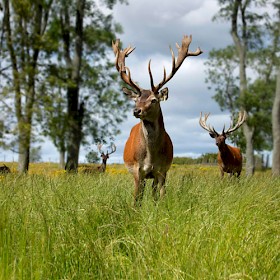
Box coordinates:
[96,143,116,173]
[217,140,243,177]
[199,112,246,178]
[124,109,173,201]
[113,35,202,205]
[97,152,110,173]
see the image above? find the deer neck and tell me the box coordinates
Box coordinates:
[141,108,165,146]
[218,143,230,157]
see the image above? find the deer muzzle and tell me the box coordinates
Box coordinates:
[133,108,142,118]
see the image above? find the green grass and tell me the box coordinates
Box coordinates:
[0,166,279,279]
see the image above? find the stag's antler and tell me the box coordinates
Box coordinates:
[107,143,116,155]
[112,35,203,94]
[223,111,247,135]
[149,35,203,92]
[97,143,104,154]
[112,39,141,92]
[199,111,247,136]
[199,112,219,136]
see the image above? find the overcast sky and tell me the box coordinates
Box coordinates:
[1,0,241,163]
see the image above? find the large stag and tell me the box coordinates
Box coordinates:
[199,111,247,177]
[113,35,202,205]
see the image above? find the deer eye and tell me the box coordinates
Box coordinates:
[151,99,157,104]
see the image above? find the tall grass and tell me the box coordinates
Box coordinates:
[0,165,279,279]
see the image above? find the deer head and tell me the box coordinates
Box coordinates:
[199,111,247,149]
[112,35,203,121]
[97,143,116,162]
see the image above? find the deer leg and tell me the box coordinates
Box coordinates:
[133,176,146,206]
[158,173,167,198]
[152,177,159,202]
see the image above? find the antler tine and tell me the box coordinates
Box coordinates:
[224,111,247,135]
[120,66,142,91]
[112,39,141,92]
[108,143,116,155]
[199,112,218,135]
[97,143,103,154]
[151,35,203,93]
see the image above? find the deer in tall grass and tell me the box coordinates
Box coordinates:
[96,143,116,173]
[112,35,202,205]
[199,111,247,178]
[82,143,116,174]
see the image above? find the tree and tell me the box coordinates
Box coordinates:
[85,149,99,164]
[272,3,280,175]
[1,0,53,173]
[42,0,129,172]
[206,47,275,149]
[41,86,68,168]
[205,46,239,116]
[212,0,273,175]
[30,146,42,163]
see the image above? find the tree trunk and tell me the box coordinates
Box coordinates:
[230,0,255,176]
[272,68,280,175]
[243,123,255,175]
[62,0,85,173]
[18,127,30,173]
[65,88,84,172]
[59,149,65,169]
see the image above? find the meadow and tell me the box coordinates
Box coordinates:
[0,163,279,279]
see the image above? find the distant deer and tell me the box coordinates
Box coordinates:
[0,164,11,174]
[112,35,202,205]
[199,111,247,177]
[82,143,116,174]
[97,143,116,173]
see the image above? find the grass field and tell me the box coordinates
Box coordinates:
[0,163,279,279]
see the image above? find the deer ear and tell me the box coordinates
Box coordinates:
[158,87,168,101]
[209,132,216,138]
[122,87,139,101]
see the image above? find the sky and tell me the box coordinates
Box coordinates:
[1,0,243,164]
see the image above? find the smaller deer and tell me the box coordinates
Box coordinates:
[82,143,116,174]
[97,143,116,173]
[0,164,11,174]
[199,111,247,177]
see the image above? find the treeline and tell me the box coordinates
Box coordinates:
[173,153,270,170]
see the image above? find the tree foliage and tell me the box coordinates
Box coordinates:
[206,0,277,174]
[0,0,129,172]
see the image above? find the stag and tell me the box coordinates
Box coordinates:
[113,35,202,205]
[199,111,247,177]
[97,143,116,173]
[82,143,116,174]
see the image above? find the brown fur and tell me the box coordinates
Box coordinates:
[200,112,246,178]
[215,135,243,177]
[123,90,173,206]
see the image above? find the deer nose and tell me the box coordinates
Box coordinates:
[133,108,142,117]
